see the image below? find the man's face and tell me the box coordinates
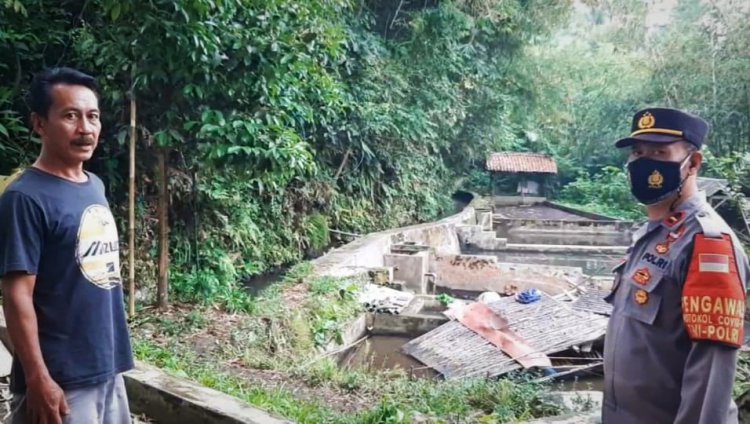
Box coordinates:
[33,83,101,165]
[628,140,693,164]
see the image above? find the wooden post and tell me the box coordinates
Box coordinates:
[489,171,494,209]
[157,149,169,310]
[128,93,136,317]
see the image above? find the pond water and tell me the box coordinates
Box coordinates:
[243,266,290,296]
[552,370,605,392]
[338,335,437,378]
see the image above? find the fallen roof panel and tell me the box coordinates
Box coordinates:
[402,294,608,379]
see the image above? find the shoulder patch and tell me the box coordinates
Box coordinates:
[682,234,746,348]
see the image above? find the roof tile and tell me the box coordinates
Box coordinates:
[486,152,558,174]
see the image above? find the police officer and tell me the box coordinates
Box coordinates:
[603,107,749,423]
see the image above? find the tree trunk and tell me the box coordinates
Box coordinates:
[334,147,352,181]
[157,149,169,311]
[128,93,137,317]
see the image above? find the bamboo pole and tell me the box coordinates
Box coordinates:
[128,92,136,317]
[157,149,169,310]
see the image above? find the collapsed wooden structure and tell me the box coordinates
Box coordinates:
[402,293,608,380]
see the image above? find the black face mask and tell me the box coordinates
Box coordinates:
[627,155,691,205]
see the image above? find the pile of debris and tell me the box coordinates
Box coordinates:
[359,284,415,315]
[402,289,609,380]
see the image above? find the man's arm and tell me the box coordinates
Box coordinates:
[674,342,737,423]
[3,271,69,423]
[675,231,746,423]
[3,272,48,384]
[0,189,70,423]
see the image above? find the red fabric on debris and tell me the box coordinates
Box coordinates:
[452,302,552,369]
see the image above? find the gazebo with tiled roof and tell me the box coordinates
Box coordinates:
[485,152,558,198]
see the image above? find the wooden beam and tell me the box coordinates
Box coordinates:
[157,150,170,311]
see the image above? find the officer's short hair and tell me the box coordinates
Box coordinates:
[682,140,699,153]
[28,67,99,118]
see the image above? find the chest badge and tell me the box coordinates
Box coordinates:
[634,289,649,305]
[633,267,652,285]
[655,225,686,255]
[648,170,664,189]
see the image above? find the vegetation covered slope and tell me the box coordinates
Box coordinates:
[0,0,570,304]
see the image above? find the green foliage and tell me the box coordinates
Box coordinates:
[304,213,331,253]
[307,277,362,347]
[0,0,571,307]
[4,0,747,310]
[559,166,643,220]
[436,293,455,306]
[463,169,492,196]
[347,373,560,423]
[132,338,343,423]
[132,335,556,423]
[734,352,750,399]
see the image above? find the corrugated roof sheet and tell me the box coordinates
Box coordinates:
[486,152,558,174]
[697,177,729,198]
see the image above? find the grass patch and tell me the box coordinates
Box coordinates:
[133,339,342,422]
[134,338,557,423]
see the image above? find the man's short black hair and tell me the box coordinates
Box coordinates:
[28,67,99,118]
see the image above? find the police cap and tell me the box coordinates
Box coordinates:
[615,107,710,150]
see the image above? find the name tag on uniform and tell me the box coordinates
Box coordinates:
[698,254,730,273]
[641,252,669,270]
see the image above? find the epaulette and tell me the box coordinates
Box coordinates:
[695,210,724,239]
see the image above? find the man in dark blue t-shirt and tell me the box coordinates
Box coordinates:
[0,67,133,423]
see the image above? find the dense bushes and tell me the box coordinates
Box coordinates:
[0,0,568,304]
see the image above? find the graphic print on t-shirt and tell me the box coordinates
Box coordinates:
[76,205,121,289]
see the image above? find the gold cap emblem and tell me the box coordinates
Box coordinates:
[638,112,656,129]
[648,170,664,189]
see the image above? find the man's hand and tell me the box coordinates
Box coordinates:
[25,375,70,424]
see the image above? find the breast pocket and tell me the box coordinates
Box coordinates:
[621,266,664,325]
[604,261,627,304]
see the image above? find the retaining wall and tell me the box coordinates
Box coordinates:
[311,207,474,278]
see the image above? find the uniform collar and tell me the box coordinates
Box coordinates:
[659,194,705,229]
[633,194,706,243]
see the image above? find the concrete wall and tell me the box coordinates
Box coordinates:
[493,218,633,246]
[383,251,429,293]
[493,195,546,206]
[431,254,583,295]
[311,207,474,278]
[455,224,508,251]
[370,313,448,337]
[126,363,290,424]
[543,201,619,221]
[506,228,628,246]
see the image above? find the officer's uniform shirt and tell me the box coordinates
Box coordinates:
[603,194,749,423]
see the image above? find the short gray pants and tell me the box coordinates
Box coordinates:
[8,374,131,424]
